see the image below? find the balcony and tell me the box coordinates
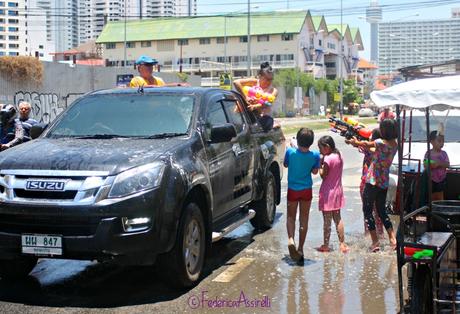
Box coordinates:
[158,60,296,73]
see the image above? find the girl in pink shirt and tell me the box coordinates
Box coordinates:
[317,136,348,253]
[425,130,450,201]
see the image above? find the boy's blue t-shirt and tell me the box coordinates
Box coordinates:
[284,147,320,191]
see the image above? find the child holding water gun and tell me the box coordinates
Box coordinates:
[346,128,385,237]
[425,130,450,201]
[233,62,279,131]
[349,119,398,252]
[284,128,320,265]
[317,136,348,253]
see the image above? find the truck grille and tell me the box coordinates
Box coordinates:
[0,214,101,236]
[14,189,78,200]
[0,170,113,205]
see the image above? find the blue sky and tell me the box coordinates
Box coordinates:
[197,0,457,60]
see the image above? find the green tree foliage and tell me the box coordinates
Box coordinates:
[273,69,361,113]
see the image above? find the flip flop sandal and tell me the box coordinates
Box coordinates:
[288,243,301,261]
[370,246,381,253]
[316,246,331,253]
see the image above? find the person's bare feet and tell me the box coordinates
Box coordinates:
[316,245,331,252]
[340,243,349,253]
[370,242,381,253]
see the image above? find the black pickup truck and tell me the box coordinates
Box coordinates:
[0,87,284,287]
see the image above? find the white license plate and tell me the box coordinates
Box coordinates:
[21,234,62,256]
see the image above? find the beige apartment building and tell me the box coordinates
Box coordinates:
[96,10,363,81]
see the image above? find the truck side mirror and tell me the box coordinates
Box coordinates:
[210,123,237,143]
[30,123,48,139]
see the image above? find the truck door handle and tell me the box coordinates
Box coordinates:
[236,149,247,156]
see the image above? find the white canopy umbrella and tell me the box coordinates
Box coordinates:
[370,75,460,110]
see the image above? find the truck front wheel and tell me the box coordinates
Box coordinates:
[0,257,37,280]
[161,202,206,288]
[251,171,276,230]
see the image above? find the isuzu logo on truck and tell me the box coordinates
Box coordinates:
[25,180,66,191]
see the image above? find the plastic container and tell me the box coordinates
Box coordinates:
[432,200,460,265]
[431,201,460,233]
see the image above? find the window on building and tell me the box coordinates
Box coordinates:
[8,18,17,23]
[126,42,135,48]
[8,35,17,40]
[239,36,248,43]
[325,62,336,68]
[0,2,4,6]
[319,39,322,46]
[141,41,151,47]
[39,53,44,57]
[106,42,116,49]
[8,43,18,48]
[0,43,3,48]
[9,51,18,56]
[157,40,174,51]
[199,38,210,45]
[281,33,293,41]
[0,35,3,39]
[7,2,17,7]
[7,10,17,15]
[8,26,18,31]
[178,39,188,46]
[216,37,228,44]
[39,44,43,49]
[0,9,4,14]
[257,35,269,42]
[0,51,4,56]
[0,27,4,31]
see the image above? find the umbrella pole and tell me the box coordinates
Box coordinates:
[396,104,405,313]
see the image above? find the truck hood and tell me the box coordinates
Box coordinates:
[0,137,183,175]
[394,142,460,171]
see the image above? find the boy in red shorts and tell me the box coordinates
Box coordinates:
[284,128,320,265]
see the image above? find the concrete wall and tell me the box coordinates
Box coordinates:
[0,62,201,123]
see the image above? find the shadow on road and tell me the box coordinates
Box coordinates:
[0,216,282,308]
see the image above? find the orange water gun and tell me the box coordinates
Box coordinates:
[329,116,372,141]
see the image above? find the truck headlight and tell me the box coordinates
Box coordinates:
[108,163,165,198]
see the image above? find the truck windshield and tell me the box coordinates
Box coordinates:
[404,115,460,142]
[46,94,195,138]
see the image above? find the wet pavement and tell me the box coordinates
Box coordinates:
[0,131,400,314]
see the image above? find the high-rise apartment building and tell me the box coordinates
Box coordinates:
[78,0,196,45]
[378,14,460,74]
[175,0,196,16]
[1,0,196,60]
[0,0,25,57]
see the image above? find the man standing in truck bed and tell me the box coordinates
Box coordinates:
[129,55,166,88]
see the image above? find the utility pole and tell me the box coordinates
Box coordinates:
[247,0,251,76]
[224,16,227,72]
[339,0,343,118]
[123,0,127,68]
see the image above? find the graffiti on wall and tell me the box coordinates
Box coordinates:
[14,91,66,124]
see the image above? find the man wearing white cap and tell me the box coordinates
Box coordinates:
[129,55,165,87]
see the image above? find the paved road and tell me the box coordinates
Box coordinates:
[0,130,399,314]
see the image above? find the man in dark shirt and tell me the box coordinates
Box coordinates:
[0,104,24,151]
[15,101,38,141]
